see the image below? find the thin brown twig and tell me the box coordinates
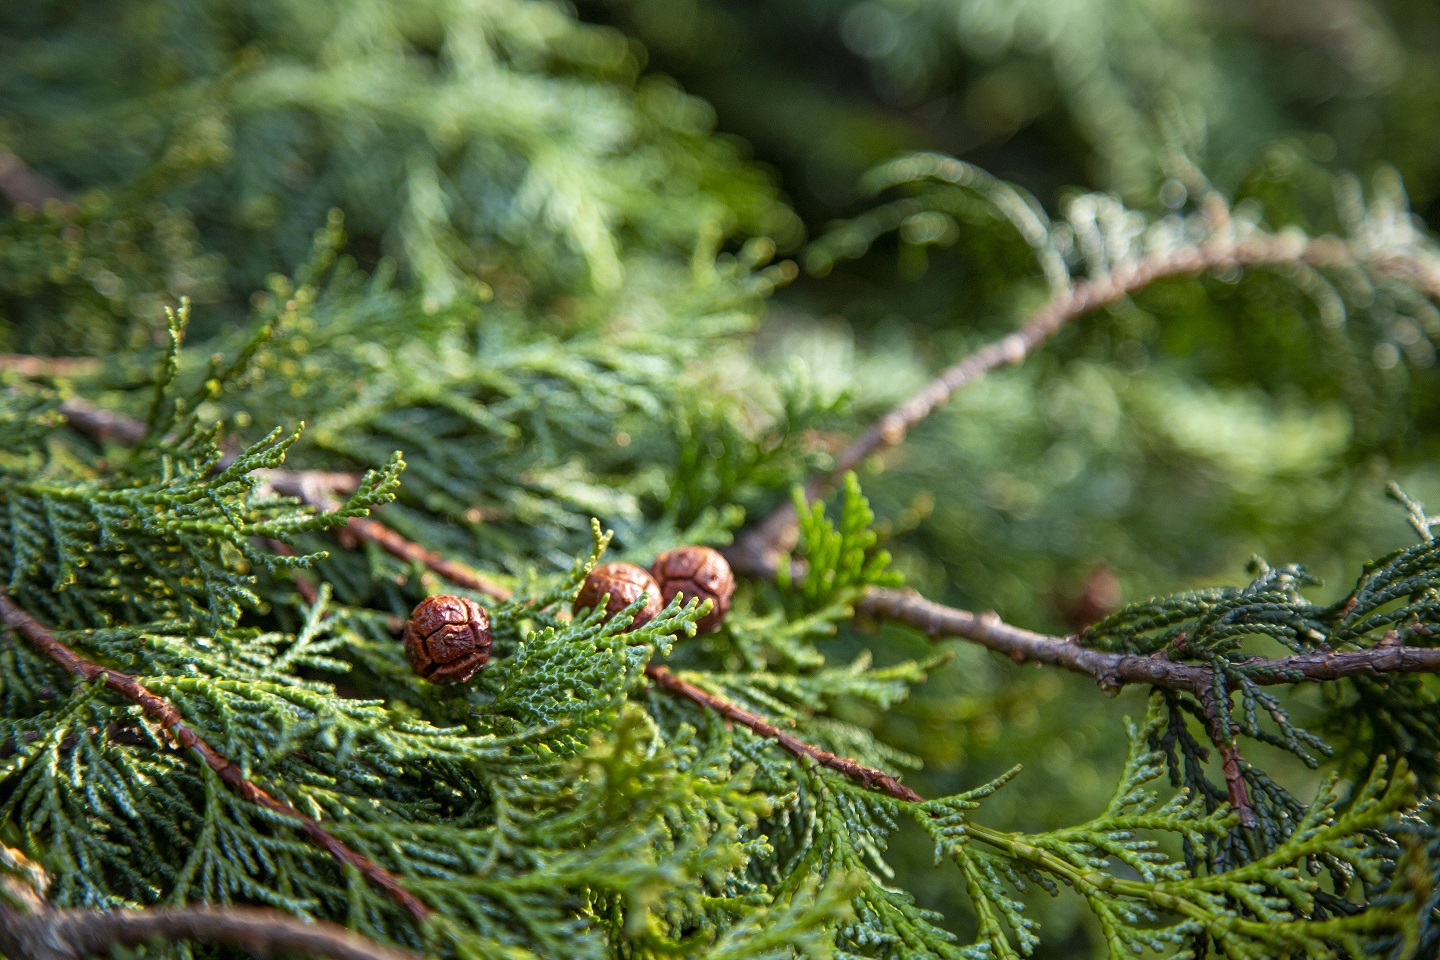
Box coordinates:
[1197,679,1256,829]
[716,556,1440,817]
[0,903,420,960]
[0,592,432,922]
[0,355,101,378]
[344,517,513,601]
[50,397,512,602]
[856,585,1440,693]
[57,399,148,445]
[731,229,1438,572]
[644,664,922,803]
[253,470,512,602]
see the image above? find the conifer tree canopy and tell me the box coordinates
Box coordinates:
[4,1,1440,958]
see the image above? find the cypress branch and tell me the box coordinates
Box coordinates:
[645,664,924,803]
[44,389,917,808]
[0,592,432,922]
[7,5,1440,953]
[14,317,1440,951]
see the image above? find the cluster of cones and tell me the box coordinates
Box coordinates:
[402,545,735,685]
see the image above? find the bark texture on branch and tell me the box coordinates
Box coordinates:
[857,586,1440,693]
[344,517,513,601]
[0,904,419,960]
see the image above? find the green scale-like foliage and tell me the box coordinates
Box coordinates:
[0,307,899,956]
[8,2,1440,958]
[0,385,770,955]
[0,334,1424,958]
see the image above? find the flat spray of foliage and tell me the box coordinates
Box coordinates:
[4,2,1440,960]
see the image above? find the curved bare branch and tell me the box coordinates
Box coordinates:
[0,903,418,960]
[732,228,1440,571]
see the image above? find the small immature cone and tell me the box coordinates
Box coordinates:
[573,562,663,629]
[403,594,492,684]
[650,545,735,633]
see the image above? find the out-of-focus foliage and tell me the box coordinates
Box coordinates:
[7,0,1440,957]
[0,0,801,346]
[594,0,1440,214]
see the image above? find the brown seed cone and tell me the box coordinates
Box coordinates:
[573,562,663,629]
[403,594,492,684]
[651,545,735,633]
